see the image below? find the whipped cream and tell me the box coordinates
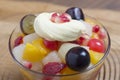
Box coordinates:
[34,12,92,41]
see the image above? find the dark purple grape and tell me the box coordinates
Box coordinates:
[66,47,90,72]
[65,7,85,20]
[20,14,36,35]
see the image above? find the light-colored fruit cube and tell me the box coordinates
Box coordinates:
[42,51,61,65]
[23,33,39,44]
[12,44,25,62]
[89,50,104,64]
[22,43,43,62]
[32,38,50,55]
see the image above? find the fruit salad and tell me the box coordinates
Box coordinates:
[12,7,107,79]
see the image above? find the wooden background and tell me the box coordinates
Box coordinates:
[0,0,120,80]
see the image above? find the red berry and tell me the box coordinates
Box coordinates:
[60,13,71,20]
[76,34,90,45]
[59,13,71,22]
[51,13,59,22]
[77,36,85,45]
[22,61,32,69]
[92,25,100,33]
[42,62,65,75]
[98,29,106,39]
[87,39,105,53]
[43,39,59,50]
[51,13,71,23]
[14,36,23,47]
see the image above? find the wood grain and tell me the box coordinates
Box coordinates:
[0,1,120,80]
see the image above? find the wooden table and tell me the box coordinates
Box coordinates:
[0,1,120,80]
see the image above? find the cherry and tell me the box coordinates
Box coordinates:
[87,39,105,53]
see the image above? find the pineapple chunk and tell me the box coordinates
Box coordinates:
[22,43,43,62]
[32,38,50,55]
[61,67,77,75]
[89,50,104,64]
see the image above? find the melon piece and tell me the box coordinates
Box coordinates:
[12,44,25,62]
[23,33,39,44]
[42,51,61,65]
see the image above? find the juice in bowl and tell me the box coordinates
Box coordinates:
[9,7,111,80]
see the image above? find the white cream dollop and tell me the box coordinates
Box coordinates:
[34,12,92,41]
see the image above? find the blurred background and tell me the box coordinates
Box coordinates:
[12,0,120,10]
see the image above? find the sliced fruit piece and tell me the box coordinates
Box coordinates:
[61,66,77,75]
[42,62,65,75]
[22,43,42,62]
[42,51,61,65]
[91,32,99,39]
[14,36,23,47]
[43,39,59,50]
[32,38,50,56]
[89,50,104,64]
[20,14,36,34]
[98,28,106,39]
[76,34,90,46]
[23,33,39,44]
[51,12,71,23]
[58,43,80,63]
[51,12,59,22]
[12,44,25,62]
[65,7,84,20]
[87,39,105,53]
[58,13,71,23]
[22,61,32,69]
[66,47,90,72]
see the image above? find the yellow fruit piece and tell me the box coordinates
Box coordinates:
[17,33,25,37]
[91,33,99,39]
[61,68,81,80]
[85,18,102,27]
[20,68,34,80]
[89,50,104,64]
[22,43,43,62]
[61,67,77,75]
[32,38,50,55]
